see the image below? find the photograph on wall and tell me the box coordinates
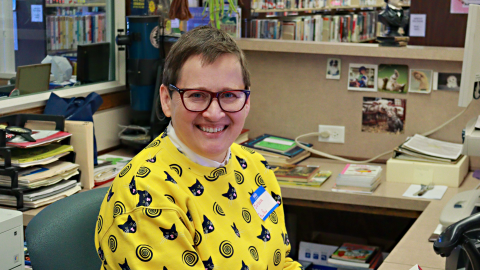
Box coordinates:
[377,64,408,94]
[362,97,407,134]
[348,64,378,91]
[409,69,433,94]
[326,58,341,80]
[436,72,462,91]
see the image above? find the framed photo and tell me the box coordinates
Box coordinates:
[348,64,378,91]
[377,64,408,94]
[362,97,407,134]
[409,69,433,94]
[326,58,341,80]
[436,72,461,91]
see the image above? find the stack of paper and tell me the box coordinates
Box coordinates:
[0,180,81,208]
[393,134,464,164]
[94,154,132,186]
[0,144,74,167]
[332,164,383,194]
[0,161,79,189]
[7,130,71,148]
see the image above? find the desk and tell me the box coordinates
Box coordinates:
[16,151,478,270]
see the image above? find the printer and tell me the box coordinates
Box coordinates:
[0,209,24,270]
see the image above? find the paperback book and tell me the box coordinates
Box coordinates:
[274,164,320,183]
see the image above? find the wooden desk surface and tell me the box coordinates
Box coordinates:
[14,150,476,270]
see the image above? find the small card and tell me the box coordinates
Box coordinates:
[402,184,448,200]
[250,186,279,221]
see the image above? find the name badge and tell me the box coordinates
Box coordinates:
[250,186,279,221]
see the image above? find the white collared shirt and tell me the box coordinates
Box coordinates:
[166,122,231,168]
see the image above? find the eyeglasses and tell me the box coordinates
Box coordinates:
[169,84,251,113]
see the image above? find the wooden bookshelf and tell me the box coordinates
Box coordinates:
[45,3,106,7]
[235,38,465,61]
[252,3,385,13]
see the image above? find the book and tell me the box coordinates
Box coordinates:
[241,134,313,158]
[6,130,71,148]
[273,164,320,182]
[330,242,379,263]
[254,136,297,154]
[327,251,383,269]
[400,134,463,161]
[235,129,249,144]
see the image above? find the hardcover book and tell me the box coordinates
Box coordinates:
[330,242,378,263]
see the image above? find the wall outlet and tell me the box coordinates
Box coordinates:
[318,125,345,143]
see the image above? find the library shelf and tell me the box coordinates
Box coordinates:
[251,3,385,13]
[235,38,465,61]
[45,3,106,7]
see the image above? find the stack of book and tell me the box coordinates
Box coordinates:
[327,242,383,269]
[393,134,464,164]
[274,164,331,187]
[0,130,81,208]
[235,129,250,145]
[332,164,382,194]
[376,36,410,47]
[241,134,312,165]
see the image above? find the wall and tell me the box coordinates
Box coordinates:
[243,51,480,167]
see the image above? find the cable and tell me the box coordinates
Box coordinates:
[295,100,474,164]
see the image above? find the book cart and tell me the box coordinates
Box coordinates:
[0,114,81,211]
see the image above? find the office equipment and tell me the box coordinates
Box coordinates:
[434,212,480,270]
[458,4,480,107]
[439,189,480,227]
[386,155,469,187]
[25,187,107,270]
[15,63,51,95]
[0,208,24,270]
[77,42,110,84]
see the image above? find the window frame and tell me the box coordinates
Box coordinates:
[0,0,127,114]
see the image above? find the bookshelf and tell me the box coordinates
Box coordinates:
[235,38,465,61]
[45,3,107,7]
[251,3,385,13]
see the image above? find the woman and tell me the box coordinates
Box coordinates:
[95,26,302,270]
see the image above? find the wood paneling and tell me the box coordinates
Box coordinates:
[0,90,130,117]
[409,0,468,47]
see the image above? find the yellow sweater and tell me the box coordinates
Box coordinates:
[95,132,302,270]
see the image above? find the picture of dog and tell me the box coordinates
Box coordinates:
[377,64,408,94]
[409,69,433,94]
[437,73,461,91]
[447,75,459,88]
[326,58,341,80]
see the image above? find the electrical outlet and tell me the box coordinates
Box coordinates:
[318,125,345,143]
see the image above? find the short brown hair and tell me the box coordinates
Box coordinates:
[162,26,250,93]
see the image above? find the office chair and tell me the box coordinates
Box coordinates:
[25,187,108,270]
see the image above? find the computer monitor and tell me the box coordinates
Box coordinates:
[15,63,51,95]
[77,42,111,84]
[458,4,480,107]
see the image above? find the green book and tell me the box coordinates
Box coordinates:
[254,136,296,154]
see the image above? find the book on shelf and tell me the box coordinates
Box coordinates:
[327,242,380,268]
[393,134,464,164]
[0,144,74,167]
[6,130,71,148]
[327,251,383,269]
[273,164,320,183]
[278,170,332,187]
[235,129,249,145]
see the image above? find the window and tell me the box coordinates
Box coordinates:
[0,0,126,112]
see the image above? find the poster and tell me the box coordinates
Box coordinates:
[451,0,480,14]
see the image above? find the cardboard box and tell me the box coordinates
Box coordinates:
[386,156,469,187]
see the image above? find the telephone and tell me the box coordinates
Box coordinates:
[439,189,480,227]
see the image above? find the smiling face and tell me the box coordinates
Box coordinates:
[160,54,250,162]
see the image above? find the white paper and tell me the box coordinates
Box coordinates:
[402,134,463,160]
[410,14,427,37]
[402,184,448,200]
[171,19,180,28]
[31,5,43,22]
